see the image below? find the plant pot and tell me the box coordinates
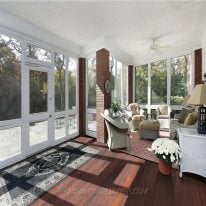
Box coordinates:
[158,159,172,175]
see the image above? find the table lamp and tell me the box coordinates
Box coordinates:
[187,84,206,134]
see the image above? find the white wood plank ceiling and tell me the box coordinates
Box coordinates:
[0,1,205,64]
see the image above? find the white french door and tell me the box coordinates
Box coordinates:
[25,64,54,156]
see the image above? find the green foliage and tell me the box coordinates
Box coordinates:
[68,71,76,109]
[151,60,167,104]
[55,53,66,111]
[171,56,189,105]
[0,35,21,121]
[88,58,96,108]
[30,71,48,113]
[135,64,148,104]
[135,56,190,105]
[111,100,121,113]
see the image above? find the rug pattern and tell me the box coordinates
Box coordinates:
[124,132,158,163]
[0,141,99,206]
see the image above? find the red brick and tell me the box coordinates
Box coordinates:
[96,48,110,143]
[195,49,202,85]
[128,65,133,103]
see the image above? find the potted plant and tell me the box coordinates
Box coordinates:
[150,138,181,175]
[111,100,121,117]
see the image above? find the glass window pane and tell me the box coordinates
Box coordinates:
[30,120,48,146]
[55,116,66,139]
[135,64,148,104]
[30,70,48,114]
[87,57,96,108]
[55,52,66,112]
[121,64,128,106]
[171,55,191,105]
[88,113,96,132]
[110,59,122,103]
[110,57,128,106]
[0,126,21,161]
[0,34,21,121]
[27,44,51,63]
[68,57,77,109]
[68,114,77,134]
[151,60,167,104]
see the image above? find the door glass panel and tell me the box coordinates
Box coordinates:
[0,34,21,121]
[55,52,66,112]
[68,114,77,134]
[88,113,96,132]
[0,126,21,161]
[30,120,48,146]
[55,116,66,139]
[30,70,48,114]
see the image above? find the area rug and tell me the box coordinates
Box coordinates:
[119,131,178,169]
[0,141,99,206]
[123,132,158,163]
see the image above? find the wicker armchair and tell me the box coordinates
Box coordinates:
[101,110,131,151]
[126,103,146,131]
[156,105,171,119]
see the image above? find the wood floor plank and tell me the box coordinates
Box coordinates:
[33,136,206,206]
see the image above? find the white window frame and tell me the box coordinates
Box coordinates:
[0,25,79,169]
[135,52,195,113]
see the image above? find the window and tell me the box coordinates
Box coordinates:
[135,64,148,104]
[68,57,77,110]
[151,60,167,104]
[0,34,21,121]
[110,57,128,105]
[54,52,66,112]
[121,64,128,106]
[87,57,96,108]
[27,44,51,63]
[30,70,48,114]
[170,55,191,105]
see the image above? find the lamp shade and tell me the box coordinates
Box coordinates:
[187,84,206,105]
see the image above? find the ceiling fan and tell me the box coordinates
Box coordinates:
[144,39,172,56]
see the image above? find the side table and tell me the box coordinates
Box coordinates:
[177,128,206,178]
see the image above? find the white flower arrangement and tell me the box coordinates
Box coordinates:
[150,138,182,164]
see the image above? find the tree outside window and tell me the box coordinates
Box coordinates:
[151,60,167,104]
[135,64,148,104]
[170,55,190,105]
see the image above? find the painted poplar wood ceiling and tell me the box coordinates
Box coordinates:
[0,1,206,64]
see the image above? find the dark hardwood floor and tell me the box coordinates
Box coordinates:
[33,136,206,206]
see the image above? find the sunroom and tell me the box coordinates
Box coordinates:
[0,1,206,206]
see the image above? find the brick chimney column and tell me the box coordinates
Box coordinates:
[96,48,110,143]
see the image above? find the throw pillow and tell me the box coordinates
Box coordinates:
[178,107,194,124]
[184,112,198,125]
